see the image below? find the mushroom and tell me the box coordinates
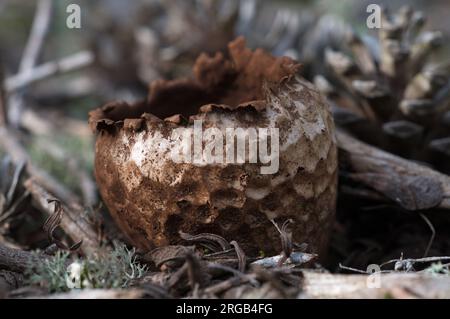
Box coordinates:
[89,37,337,257]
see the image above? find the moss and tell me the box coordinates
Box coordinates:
[26,242,148,293]
[26,250,71,293]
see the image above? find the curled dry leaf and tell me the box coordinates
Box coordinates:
[43,199,83,251]
[179,231,231,252]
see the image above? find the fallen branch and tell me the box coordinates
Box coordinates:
[0,243,43,273]
[299,271,450,298]
[337,130,450,210]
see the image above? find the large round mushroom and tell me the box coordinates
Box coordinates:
[89,37,337,256]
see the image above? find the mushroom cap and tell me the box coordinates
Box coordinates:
[89,38,337,256]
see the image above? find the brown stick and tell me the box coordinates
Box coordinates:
[0,243,43,273]
[337,130,450,210]
[24,179,101,256]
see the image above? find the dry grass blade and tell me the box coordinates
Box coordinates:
[271,219,294,266]
[419,213,435,258]
[280,219,294,259]
[230,241,247,272]
[381,256,450,269]
[5,161,25,206]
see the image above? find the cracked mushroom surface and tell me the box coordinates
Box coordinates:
[89,37,337,256]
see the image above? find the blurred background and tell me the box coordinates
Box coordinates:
[0,0,449,271]
[1,0,448,181]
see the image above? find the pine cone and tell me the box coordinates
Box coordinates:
[314,6,450,173]
[90,0,319,86]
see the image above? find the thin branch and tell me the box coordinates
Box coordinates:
[381,256,450,268]
[419,213,435,258]
[19,0,53,74]
[5,51,94,93]
[8,0,53,127]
